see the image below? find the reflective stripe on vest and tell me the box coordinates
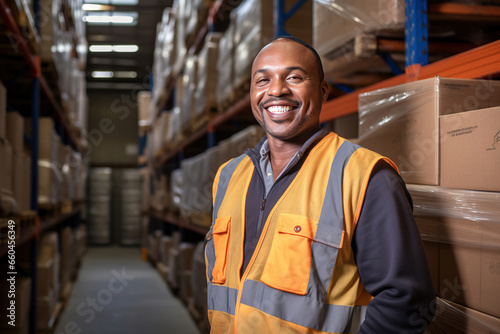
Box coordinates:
[239,279,366,333]
[206,154,247,284]
[208,284,238,316]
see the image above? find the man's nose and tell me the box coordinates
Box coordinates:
[268,78,291,96]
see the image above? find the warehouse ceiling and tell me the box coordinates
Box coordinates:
[85,0,173,90]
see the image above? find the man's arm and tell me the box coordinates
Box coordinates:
[352,161,436,334]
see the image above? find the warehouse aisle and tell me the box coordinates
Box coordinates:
[54,246,200,334]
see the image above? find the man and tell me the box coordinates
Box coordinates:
[205,36,435,333]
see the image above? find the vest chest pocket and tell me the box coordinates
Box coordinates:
[211,216,231,284]
[261,213,318,295]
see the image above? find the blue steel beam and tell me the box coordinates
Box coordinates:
[274,0,309,37]
[405,0,429,76]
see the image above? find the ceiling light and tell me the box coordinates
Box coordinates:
[113,45,138,52]
[89,45,113,52]
[92,71,114,78]
[89,45,139,53]
[83,15,134,23]
[114,71,137,78]
[88,0,138,5]
[82,4,114,11]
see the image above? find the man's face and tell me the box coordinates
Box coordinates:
[250,40,328,143]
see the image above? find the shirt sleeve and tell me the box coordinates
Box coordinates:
[352,161,436,334]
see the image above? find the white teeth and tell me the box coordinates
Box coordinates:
[268,106,292,114]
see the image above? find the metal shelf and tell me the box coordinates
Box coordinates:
[151,211,209,235]
[0,210,81,258]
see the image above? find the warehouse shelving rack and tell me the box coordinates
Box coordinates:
[149,0,500,238]
[0,1,85,333]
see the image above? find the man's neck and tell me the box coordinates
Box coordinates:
[267,128,319,180]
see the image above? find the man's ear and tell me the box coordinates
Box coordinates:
[321,80,329,103]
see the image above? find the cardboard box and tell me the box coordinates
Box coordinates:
[0,81,6,138]
[36,290,56,331]
[440,106,500,192]
[11,150,24,210]
[137,91,150,123]
[0,138,13,191]
[314,0,404,58]
[6,112,24,154]
[427,298,500,334]
[410,185,500,318]
[358,77,500,185]
[37,257,55,297]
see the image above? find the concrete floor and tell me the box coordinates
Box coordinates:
[55,246,200,334]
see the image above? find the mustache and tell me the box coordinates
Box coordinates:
[259,97,300,109]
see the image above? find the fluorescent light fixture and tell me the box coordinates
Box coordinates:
[89,45,113,52]
[83,11,138,25]
[112,45,138,52]
[89,45,138,53]
[92,71,114,78]
[87,0,138,5]
[82,4,114,11]
[84,15,134,23]
[114,71,137,78]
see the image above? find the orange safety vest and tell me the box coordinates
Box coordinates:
[205,132,398,333]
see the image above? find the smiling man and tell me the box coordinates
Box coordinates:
[205,36,435,333]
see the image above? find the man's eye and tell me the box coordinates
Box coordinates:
[287,75,302,81]
[256,78,269,84]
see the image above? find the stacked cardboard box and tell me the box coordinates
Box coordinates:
[0,84,17,215]
[36,232,60,331]
[357,78,500,327]
[6,112,26,211]
[358,77,500,185]
[216,19,236,110]
[313,0,404,80]
[194,33,223,125]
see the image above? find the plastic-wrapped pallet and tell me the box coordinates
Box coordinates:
[227,125,266,159]
[313,0,404,78]
[358,77,500,185]
[179,242,196,302]
[32,118,61,205]
[180,55,198,133]
[165,108,183,152]
[151,111,169,158]
[194,33,223,128]
[88,168,112,244]
[120,169,142,246]
[216,18,236,110]
[180,146,223,227]
[409,185,500,319]
[137,91,151,126]
[170,168,183,215]
[233,0,312,93]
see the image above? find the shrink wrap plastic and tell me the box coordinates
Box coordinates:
[216,18,235,108]
[313,0,404,57]
[408,185,500,248]
[180,55,198,130]
[195,33,222,117]
[426,298,500,334]
[170,168,183,214]
[358,77,500,185]
[179,126,265,226]
[165,107,182,149]
[38,126,61,205]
